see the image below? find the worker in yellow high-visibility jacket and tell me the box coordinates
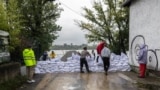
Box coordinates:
[50,50,56,59]
[23,45,36,83]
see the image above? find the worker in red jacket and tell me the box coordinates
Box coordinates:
[96,41,106,63]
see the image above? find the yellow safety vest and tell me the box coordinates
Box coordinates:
[23,48,36,66]
[50,53,56,59]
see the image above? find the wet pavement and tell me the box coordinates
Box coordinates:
[18,72,151,90]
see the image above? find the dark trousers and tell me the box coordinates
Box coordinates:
[96,55,99,62]
[80,58,89,72]
[139,64,146,77]
[42,55,47,61]
[102,57,110,72]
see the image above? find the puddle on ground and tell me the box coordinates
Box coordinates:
[136,82,160,90]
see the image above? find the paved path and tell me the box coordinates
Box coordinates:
[18,72,145,90]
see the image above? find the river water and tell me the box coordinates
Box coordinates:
[49,50,95,57]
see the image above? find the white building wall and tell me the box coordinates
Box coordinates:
[129,0,160,70]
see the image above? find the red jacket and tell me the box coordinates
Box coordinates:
[96,42,105,55]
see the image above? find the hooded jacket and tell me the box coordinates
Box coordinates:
[138,44,147,64]
[23,48,36,66]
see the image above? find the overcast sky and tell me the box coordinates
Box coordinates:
[54,0,94,45]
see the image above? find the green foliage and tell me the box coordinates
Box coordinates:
[0,0,24,61]
[0,1,8,31]
[7,0,22,50]
[19,0,62,57]
[0,0,62,61]
[75,0,129,54]
[2,0,25,62]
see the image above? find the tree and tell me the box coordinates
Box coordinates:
[107,0,129,54]
[18,0,62,58]
[75,0,129,54]
[7,0,24,62]
[6,0,23,51]
[0,0,24,62]
[0,0,8,30]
